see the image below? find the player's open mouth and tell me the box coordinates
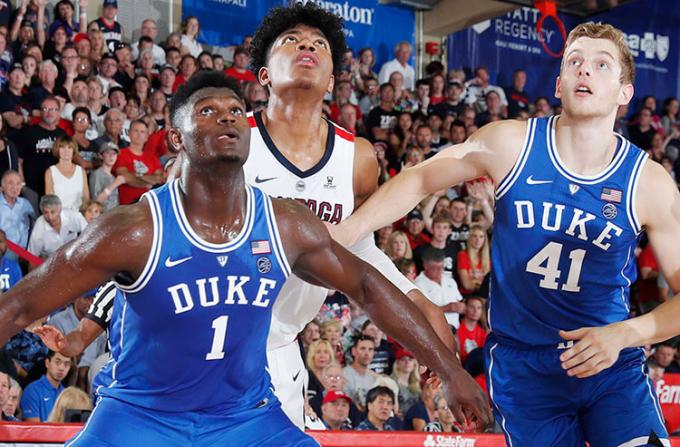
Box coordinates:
[575,84,593,95]
[296,52,318,67]
[217,131,239,142]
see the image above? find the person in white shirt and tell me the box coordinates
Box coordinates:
[464,66,508,114]
[27,194,87,259]
[343,336,378,410]
[180,16,202,58]
[378,41,415,90]
[130,19,166,66]
[414,247,465,329]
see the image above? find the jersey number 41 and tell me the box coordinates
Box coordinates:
[526,242,585,292]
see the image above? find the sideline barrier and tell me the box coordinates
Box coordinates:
[1,424,679,447]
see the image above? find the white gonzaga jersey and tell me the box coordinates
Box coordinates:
[243,111,356,349]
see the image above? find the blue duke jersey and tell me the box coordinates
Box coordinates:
[99,179,291,412]
[491,116,647,347]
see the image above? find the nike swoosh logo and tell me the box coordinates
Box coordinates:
[254,176,277,184]
[526,175,552,185]
[292,369,301,382]
[164,256,192,268]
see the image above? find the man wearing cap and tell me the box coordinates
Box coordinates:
[131,19,165,67]
[94,0,123,53]
[45,288,107,391]
[10,19,34,61]
[224,46,255,85]
[89,142,125,211]
[414,247,465,330]
[404,209,431,250]
[113,43,134,90]
[308,363,363,427]
[320,390,353,430]
[432,80,466,119]
[159,64,176,102]
[72,33,90,59]
[378,41,415,90]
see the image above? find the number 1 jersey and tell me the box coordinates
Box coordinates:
[490,116,647,346]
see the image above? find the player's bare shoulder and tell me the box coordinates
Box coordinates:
[352,136,379,206]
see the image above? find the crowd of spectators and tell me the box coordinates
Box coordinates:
[0,0,678,435]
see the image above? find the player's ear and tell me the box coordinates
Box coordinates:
[554,75,562,99]
[167,128,185,153]
[326,73,335,95]
[258,67,270,88]
[618,83,634,106]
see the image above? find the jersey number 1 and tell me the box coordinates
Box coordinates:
[206,315,229,360]
[526,242,585,292]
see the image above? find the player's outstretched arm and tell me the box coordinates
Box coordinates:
[0,202,152,347]
[560,161,680,377]
[333,120,525,246]
[274,199,493,430]
[33,318,104,358]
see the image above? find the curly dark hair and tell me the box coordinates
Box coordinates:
[169,71,243,126]
[249,2,347,75]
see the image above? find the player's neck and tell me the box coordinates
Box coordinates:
[554,113,619,176]
[263,98,327,155]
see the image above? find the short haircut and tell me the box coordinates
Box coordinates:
[169,71,243,127]
[40,194,62,210]
[138,35,153,45]
[51,135,79,159]
[1,169,20,183]
[379,82,394,93]
[451,197,466,205]
[451,120,466,130]
[320,319,342,333]
[465,295,485,306]
[393,258,415,277]
[249,2,347,75]
[432,214,451,226]
[365,386,394,405]
[422,247,445,264]
[563,22,635,84]
[351,334,375,350]
[130,119,148,129]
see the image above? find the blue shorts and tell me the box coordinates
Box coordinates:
[484,334,668,447]
[65,395,318,447]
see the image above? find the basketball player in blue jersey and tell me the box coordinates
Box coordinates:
[0,71,484,446]
[332,23,675,446]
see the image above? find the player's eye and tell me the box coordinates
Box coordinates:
[231,107,244,116]
[199,106,214,116]
[284,35,297,43]
[598,61,609,70]
[315,40,328,48]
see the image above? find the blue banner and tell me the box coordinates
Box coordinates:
[447,0,679,105]
[182,0,415,69]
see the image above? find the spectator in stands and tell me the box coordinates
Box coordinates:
[628,106,656,150]
[44,136,89,211]
[424,393,461,432]
[464,66,508,114]
[159,64,176,101]
[212,54,224,71]
[653,342,680,373]
[457,224,491,296]
[0,371,15,421]
[475,90,506,126]
[197,51,214,71]
[87,29,107,64]
[164,46,181,70]
[93,108,129,151]
[428,73,446,107]
[427,113,448,150]
[388,111,413,161]
[448,198,470,252]
[27,194,87,259]
[46,386,92,423]
[331,80,360,121]
[404,209,430,249]
[661,97,679,136]
[320,390,353,430]
[457,296,487,363]
[343,335,378,410]
[357,386,399,431]
[62,78,89,122]
[113,120,160,205]
[2,378,21,420]
[0,170,34,253]
[17,95,67,205]
[81,200,103,223]
[306,339,335,402]
[414,125,435,159]
[95,52,120,94]
[71,107,98,167]
[180,16,202,58]
[358,77,379,117]
[361,320,391,375]
[0,65,31,139]
[224,46,254,85]
[413,214,457,277]
[309,364,358,426]
[384,230,412,262]
[404,381,437,431]
[20,351,70,422]
[173,54,197,92]
[415,247,465,330]
[28,60,58,110]
[337,103,358,135]
[135,50,157,83]
[132,74,151,109]
[131,19,165,66]
[505,69,529,118]
[86,77,108,122]
[72,32,90,59]
[243,81,268,113]
[533,96,552,117]
[390,349,420,417]
[113,43,134,89]
[366,82,398,142]
[320,319,345,367]
[94,0,124,53]
[300,320,320,357]
[378,41,414,90]
[640,95,663,132]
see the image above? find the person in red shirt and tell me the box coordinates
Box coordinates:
[636,243,660,313]
[113,120,162,204]
[457,296,487,363]
[172,55,197,93]
[456,225,490,296]
[224,47,255,85]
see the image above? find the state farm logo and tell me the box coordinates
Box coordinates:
[423,434,477,447]
[624,32,669,62]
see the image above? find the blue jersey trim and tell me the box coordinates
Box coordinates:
[488,343,514,447]
[115,192,163,293]
[626,151,647,235]
[169,180,255,253]
[496,119,536,200]
[262,194,292,277]
[546,115,629,185]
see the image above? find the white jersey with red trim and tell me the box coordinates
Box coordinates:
[243,111,356,349]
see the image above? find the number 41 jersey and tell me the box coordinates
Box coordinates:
[490,116,647,347]
[100,180,290,413]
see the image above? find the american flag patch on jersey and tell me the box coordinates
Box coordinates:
[251,240,271,254]
[600,187,622,203]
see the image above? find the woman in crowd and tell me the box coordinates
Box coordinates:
[45,135,89,211]
[21,54,38,87]
[374,224,393,252]
[353,47,376,92]
[320,319,345,367]
[180,16,202,57]
[404,381,438,431]
[48,0,84,39]
[385,231,412,262]
[71,107,97,170]
[388,111,414,161]
[136,49,157,82]
[424,393,461,433]
[305,339,335,401]
[429,73,446,106]
[81,199,103,223]
[87,77,108,121]
[132,74,152,110]
[87,29,106,64]
[299,320,320,357]
[662,97,679,136]
[457,224,491,295]
[390,349,421,418]
[47,387,92,423]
